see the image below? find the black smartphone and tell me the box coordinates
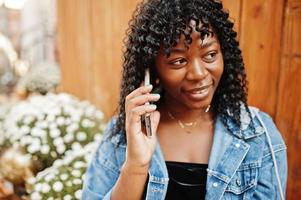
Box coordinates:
[143,68,152,137]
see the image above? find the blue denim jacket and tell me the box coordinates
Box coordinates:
[82,107,287,200]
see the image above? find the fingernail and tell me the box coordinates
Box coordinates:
[153,93,160,98]
[146,84,153,89]
[150,104,157,109]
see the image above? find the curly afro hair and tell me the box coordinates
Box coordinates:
[111,0,251,143]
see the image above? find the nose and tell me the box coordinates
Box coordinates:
[186,58,208,81]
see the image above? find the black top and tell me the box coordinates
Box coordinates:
[142,161,208,200]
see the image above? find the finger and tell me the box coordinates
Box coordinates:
[151,110,160,135]
[126,85,153,100]
[129,104,157,123]
[128,93,160,107]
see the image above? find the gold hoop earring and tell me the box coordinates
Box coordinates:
[205,105,211,113]
[155,78,160,85]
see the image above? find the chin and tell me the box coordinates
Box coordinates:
[185,99,213,110]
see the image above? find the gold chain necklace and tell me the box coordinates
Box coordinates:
[167,111,198,134]
[166,105,211,134]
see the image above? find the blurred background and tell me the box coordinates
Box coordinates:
[0,0,300,199]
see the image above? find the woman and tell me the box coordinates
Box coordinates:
[82,0,287,199]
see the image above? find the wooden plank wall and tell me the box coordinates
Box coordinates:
[57,0,301,198]
[276,0,301,198]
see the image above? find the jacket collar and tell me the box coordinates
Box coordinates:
[225,106,265,140]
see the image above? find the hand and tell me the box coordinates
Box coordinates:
[125,84,161,169]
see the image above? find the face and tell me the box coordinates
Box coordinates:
[155,23,224,110]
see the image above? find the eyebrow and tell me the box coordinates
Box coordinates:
[170,40,218,54]
[199,40,218,49]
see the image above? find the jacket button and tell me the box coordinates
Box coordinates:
[236,178,241,186]
[213,182,218,187]
[235,143,240,148]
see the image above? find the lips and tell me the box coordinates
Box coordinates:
[184,83,213,101]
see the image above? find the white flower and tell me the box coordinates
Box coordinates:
[56,144,66,154]
[81,118,92,128]
[44,174,55,182]
[41,145,50,154]
[71,169,81,177]
[31,191,42,200]
[20,135,33,146]
[84,106,94,116]
[46,114,56,122]
[66,181,72,187]
[41,183,50,193]
[62,155,74,165]
[64,195,72,200]
[50,151,57,158]
[76,132,87,141]
[66,123,79,133]
[71,142,82,151]
[53,159,63,167]
[94,133,102,141]
[28,140,41,153]
[36,121,48,129]
[73,178,82,185]
[65,118,72,125]
[1,92,107,199]
[60,173,68,181]
[73,161,86,169]
[48,108,61,116]
[56,116,65,126]
[23,115,35,125]
[95,111,104,119]
[75,189,82,199]
[31,127,46,138]
[50,128,60,138]
[71,114,81,122]
[20,125,30,135]
[52,181,63,192]
[53,137,64,146]
[34,183,43,192]
[27,177,36,184]
[63,133,74,143]
[47,197,54,200]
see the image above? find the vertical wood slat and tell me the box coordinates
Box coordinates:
[276,1,301,198]
[90,0,115,118]
[57,0,92,101]
[239,0,285,116]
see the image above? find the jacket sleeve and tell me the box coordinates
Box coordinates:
[82,120,120,200]
[252,112,288,199]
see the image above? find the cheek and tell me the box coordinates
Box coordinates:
[216,60,224,80]
[210,58,224,83]
[158,70,186,91]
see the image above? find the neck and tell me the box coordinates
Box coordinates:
[160,95,214,124]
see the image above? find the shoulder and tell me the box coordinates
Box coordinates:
[82,118,126,198]
[100,118,127,149]
[92,118,126,171]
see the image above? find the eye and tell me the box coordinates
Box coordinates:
[169,58,187,67]
[203,51,218,62]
